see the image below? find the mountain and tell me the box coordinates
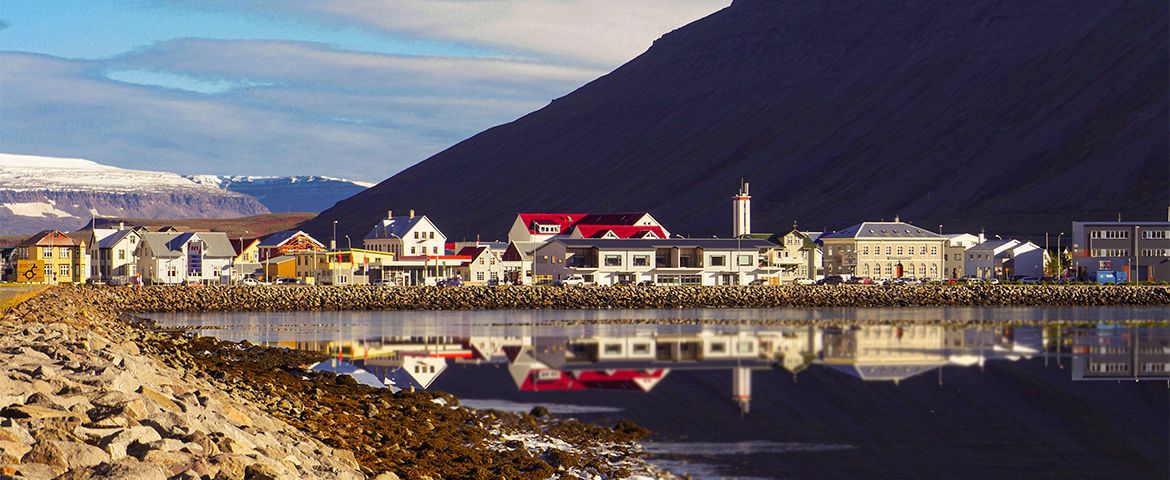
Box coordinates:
[0,153,269,236]
[187,175,373,214]
[304,0,1168,243]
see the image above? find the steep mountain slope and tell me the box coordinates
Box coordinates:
[0,153,269,235]
[306,0,1169,242]
[187,176,372,214]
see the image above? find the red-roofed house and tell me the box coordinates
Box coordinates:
[454,246,504,285]
[507,212,669,243]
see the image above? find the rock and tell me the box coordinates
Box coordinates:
[243,462,284,480]
[374,472,401,480]
[138,386,182,414]
[0,404,71,420]
[0,439,31,464]
[101,425,163,461]
[208,453,250,480]
[221,405,254,427]
[22,440,109,473]
[89,457,169,480]
[12,462,57,479]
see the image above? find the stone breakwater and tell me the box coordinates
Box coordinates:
[1,287,675,480]
[86,284,1170,312]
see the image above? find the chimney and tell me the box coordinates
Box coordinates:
[387,210,393,220]
[409,209,415,220]
[118,221,125,231]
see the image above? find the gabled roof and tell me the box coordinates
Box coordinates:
[365,216,424,240]
[574,213,651,226]
[455,246,488,263]
[517,213,586,234]
[502,242,543,262]
[259,229,323,248]
[572,224,667,239]
[97,229,137,249]
[139,232,183,258]
[820,222,942,240]
[139,231,236,258]
[230,238,260,256]
[20,230,82,247]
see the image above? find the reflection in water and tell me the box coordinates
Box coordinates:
[248,323,1163,414]
[151,309,1169,480]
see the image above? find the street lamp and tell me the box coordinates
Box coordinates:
[332,220,338,251]
[345,234,352,251]
[1056,232,1065,280]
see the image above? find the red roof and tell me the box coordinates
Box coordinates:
[571,225,666,239]
[20,230,81,247]
[518,369,668,392]
[517,213,586,234]
[455,246,488,264]
[574,213,650,225]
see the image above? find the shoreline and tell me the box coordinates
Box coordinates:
[75,284,1170,313]
[0,287,673,479]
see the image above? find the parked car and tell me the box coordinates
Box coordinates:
[486,278,501,286]
[1019,276,1041,284]
[241,278,260,286]
[748,279,768,286]
[795,278,817,285]
[275,277,298,285]
[439,277,463,287]
[638,280,656,287]
[816,275,844,285]
[556,275,586,286]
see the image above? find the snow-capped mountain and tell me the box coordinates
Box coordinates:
[186,175,373,214]
[0,153,269,235]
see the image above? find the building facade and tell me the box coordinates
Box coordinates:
[136,232,235,284]
[964,239,1046,280]
[820,220,945,279]
[363,210,447,258]
[533,238,782,286]
[10,230,88,284]
[1071,220,1170,282]
[943,233,983,279]
[455,246,505,284]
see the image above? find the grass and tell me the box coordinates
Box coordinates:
[0,285,48,313]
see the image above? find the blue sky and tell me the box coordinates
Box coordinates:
[0,1,728,182]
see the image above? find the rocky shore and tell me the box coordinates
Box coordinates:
[0,288,672,479]
[86,284,1170,313]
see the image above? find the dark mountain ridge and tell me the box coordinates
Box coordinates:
[305,0,1169,242]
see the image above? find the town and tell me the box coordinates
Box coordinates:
[4,182,1169,286]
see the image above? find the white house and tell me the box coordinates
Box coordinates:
[965,239,1047,280]
[363,210,446,258]
[943,233,984,279]
[533,238,782,286]
[455,246,505,284]
[95,229,142,284]
[136,231,236,284]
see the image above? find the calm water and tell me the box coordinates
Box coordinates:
[151,307,1170,480]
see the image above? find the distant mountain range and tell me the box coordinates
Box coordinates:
[186,175,373,214]
[0,153,372,236]
[0,153,268,236]
[304,0,1169,243]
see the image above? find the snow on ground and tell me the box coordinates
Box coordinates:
[0,152,225,193]
[186,174,375,189]
[1,201,79,218]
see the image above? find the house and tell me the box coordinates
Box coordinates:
[230,238,262,282]
[261,256,297,282]
[501,241,542,285]
[93,228,142,285]
[293,248,396,285]
[136,232,236,284]
[9,230,88,284]
[770,230,821,283]
[257,230,325,266]
[943,233,984,279]
[507,212,670,244]
[1070,220,1170,282]
[819,219,946,279]
[455,246,505,284]
[533,238,783,285]
[363,210,446,258]
[964,239,1047,280]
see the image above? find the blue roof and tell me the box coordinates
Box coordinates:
[364,216,423,240]
[97,229,135,249]
[820,222,942,240]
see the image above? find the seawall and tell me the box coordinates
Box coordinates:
[82,284,1170,312]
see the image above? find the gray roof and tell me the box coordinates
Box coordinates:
[138,231,236,259]
[820,222,943,240]
[97,229,137,249]
[259,230,322,248]
[364,216,423,240]
[551,238,777,250]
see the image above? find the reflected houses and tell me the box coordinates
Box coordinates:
[277,325,1042,413]
[1070,327,1170,382]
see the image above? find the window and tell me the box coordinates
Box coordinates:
[930,247,938,256]
[862,246,869,255]
[432,246,438,254]
[632,255,650,267]
[604,344,622,355]
[1142,230,1169,239]
[680,275,702,285]
[118,250,125,260]
[59,265,70,277]
[896,246,904,256]
[737,255,753,266]
[709,342,726,353]
[1142,249,1170,257]
[632,343,651,355]
[885,246,892,255]
[604,255,622,267]
[710,256,726,267]
[884,264,892,275]
[61,247,71,258]
[479,258,485,265]
[920,246,927,255]
[476,272,484,281]
[43,248,53,259]
[1092,230,1130,239]
[736,342,754,354]
[1091,249,1130,257]
[43,265,52,278]
[862,264,870,276]
[410,247,416,255]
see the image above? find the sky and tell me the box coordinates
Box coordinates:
[0,1,730,183]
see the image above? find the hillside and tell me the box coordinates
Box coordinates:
[188,175,372,213]
[304,0,1168,242]
[0,153,269,235]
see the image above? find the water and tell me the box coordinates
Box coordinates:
[151,307,1170,480]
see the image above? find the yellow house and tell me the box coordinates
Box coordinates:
[10,230,89,284]
[294,249,395,285]
[261,255,297,282]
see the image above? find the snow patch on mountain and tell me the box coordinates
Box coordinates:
[0,153,224,193]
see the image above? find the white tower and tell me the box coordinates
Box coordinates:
[733,180,751,238]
